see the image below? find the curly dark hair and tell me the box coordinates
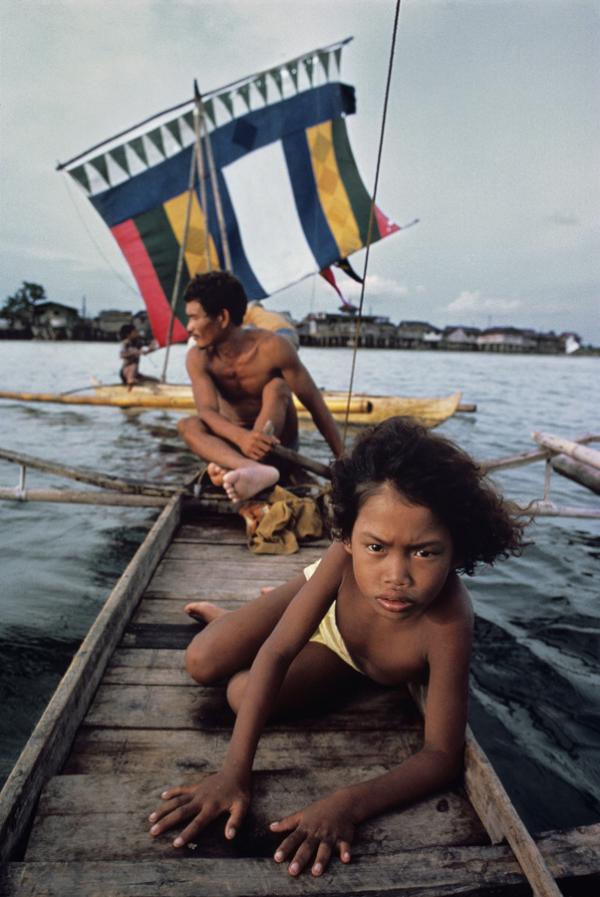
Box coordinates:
[184,271,247,325]
[329,416,525,576]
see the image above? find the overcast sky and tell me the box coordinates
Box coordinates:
[2,0,599,342]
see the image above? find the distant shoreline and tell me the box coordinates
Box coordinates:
[0,332,597,356]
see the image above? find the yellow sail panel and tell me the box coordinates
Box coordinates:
[306,121,363,258]
[163,191,219,276]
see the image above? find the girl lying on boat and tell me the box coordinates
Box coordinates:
[148,416,525,877]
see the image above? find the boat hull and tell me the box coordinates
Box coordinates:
[88,384,463,428]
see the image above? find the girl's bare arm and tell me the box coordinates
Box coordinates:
[270,607,473,877]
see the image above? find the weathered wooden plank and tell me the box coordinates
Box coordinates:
[147,557,322,591]
[0,495,183,866]
[174,517,329,547]
[25,773,485,861]
[104,650,191,686]
[5,826,600,897]
[84,683,420,732]
[174,520,248,544]
[142,580,288,601]
[464,733,563,897]
[164,542,329,561]
[129,599,243,626]
[65,728,423,776]
[411,687,563,897]
[108,648,185,669]
[121,623,202,650]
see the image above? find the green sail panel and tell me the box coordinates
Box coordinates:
[331,117,382,246]
[134,205,189,318]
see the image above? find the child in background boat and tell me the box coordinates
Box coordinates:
[119,324,158,389]
[149,417,525,877]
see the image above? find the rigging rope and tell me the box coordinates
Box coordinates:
[342,0,403,448]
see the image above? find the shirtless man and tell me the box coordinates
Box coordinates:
[178,271,344,501]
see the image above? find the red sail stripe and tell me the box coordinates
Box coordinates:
[112,219,188,347]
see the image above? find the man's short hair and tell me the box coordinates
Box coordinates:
[184,271,248,326]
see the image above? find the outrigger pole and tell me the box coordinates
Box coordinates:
[160,80,233,384]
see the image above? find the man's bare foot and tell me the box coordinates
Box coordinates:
[207,462,228,487]
[223,464,279,501]
[184,601,229,623]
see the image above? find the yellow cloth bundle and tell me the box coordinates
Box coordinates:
[239,485,323,555]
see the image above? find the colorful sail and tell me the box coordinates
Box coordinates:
[60,39,400,345]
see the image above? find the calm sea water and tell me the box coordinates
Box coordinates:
[0,341,598,833]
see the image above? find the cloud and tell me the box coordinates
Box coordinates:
[0,239,102,271]
[447,290,521,313]
[545,211,580,227]
[341,273,409,301]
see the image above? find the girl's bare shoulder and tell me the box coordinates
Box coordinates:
[425,573,474,631]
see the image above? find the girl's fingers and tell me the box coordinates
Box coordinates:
[311,841,333,877]
[288,839,318,876]
[269,813,297,832]
[159,785,194,801]
[174,806,218,847]
[149,794,192,830]
[150,802,197,837]
[225,800,248,840]
[273,829,305,862]
[338,840,352,863]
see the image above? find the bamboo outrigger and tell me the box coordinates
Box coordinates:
[0,453,599,895]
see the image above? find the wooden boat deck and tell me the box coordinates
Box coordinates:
[1,499,598,896]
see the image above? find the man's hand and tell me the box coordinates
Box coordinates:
[269,792,356,877]
[237,429,280,460]
[148,771,251,847]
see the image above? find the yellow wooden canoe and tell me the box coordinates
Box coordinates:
[0,384,463,428]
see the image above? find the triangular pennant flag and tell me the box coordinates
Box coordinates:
[286,61,299,90]
[303,56,314,85]
[269,67,283,97]
[334,47,342,72]
[217,91,234,117]
[183,110,194,131]
[109,146,131,177]
[254,75,268,102]
[317,50,330,78]
[128,136,148,166]
[203,98,216,126]
[335,257,364,283]
[166,119,183,147]
[69,164,91,193]
[89,154,110,186]
[319,267,357,311]
[238,83,252,110]
[147,127,165,157]
[109,145,130,176]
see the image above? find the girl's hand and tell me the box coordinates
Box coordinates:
[148,771,251,847]
[269,793,356,877]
